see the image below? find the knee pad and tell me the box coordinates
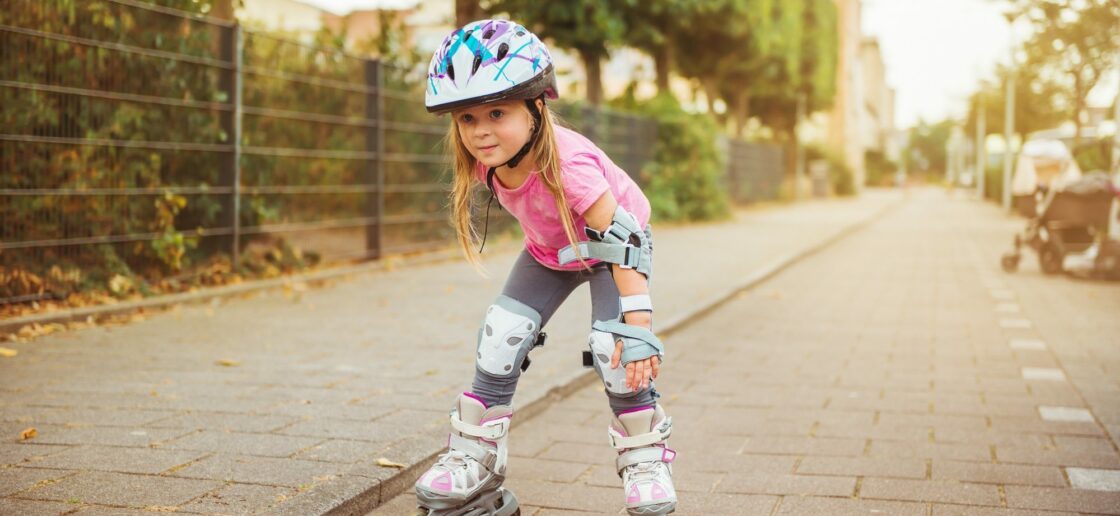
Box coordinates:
[588,330,633,396]
[476,295,541,378]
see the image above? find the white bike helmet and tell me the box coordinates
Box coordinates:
[425,19,558,114]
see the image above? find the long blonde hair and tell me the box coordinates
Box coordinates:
[447,101,585,273]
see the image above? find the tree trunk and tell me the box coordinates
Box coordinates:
[456,0,483,28]
[212,0,234,21]
[733,89,751,138]
[654,44,671,95]
[582,50,603,106]
[703,79,718,115]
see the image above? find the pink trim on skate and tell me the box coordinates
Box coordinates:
[430,471,452,492]
[617,405,654,416]
[462,392,489,408]
[627,485,641,503]
[478,414,512,447]
[661,447,677,463]
[650,482,669,500]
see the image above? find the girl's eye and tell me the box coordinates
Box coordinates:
[459,114,473,123]
[489,110,503,120]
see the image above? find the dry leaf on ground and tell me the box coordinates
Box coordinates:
[215,359,240,367]
[0,347,17,358]
[20,427,37,440]
[376,457,405,468]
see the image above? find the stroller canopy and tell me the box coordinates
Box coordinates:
[1012,139,1083,195]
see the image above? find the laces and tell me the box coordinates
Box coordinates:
[626,461,664,483]
[437,449,472,469]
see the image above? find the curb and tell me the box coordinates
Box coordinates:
[306,197,903,515]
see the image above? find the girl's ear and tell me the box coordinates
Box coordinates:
[534,98,545,112]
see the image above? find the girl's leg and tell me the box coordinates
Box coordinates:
[587,266,658,413]
[470,250,586,406]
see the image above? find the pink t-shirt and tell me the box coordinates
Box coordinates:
[475,125,651,271]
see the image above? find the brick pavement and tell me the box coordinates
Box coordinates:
[374,188,1120,515]
[0,192,897,514]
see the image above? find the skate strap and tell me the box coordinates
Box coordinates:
[608,417,672,450]
[447,433,497,471]
[616,446,677,475]
[450,414,509,441]
[619,294,653,314]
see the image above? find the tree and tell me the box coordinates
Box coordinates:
[615,0,692,94]
[966,61,1064,142]
[1013,0,1120,147]
[487,0,626,105]
[456,0,484,28]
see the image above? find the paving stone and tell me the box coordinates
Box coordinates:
[1008,338,1046,350]
[0,443,71,466]
[999,318,1033,329]
[291,438,394,463]
[1038,406,1095,423]
[674,492,777,515]
[1005,485,1120,513]
[146,412,299,432]
[26,445,206,474]
[994,303,1021,313]
[860,477,1002,505]
[1021,368,1066,381]
[720,473,856,497]
[168,453,343,488]
[932,460,1066,487]
[1066,467,1120,491]
[24,426,192,447]
[796,456,927,479]
[20,470,222,507]
[179,482,297,513]
[0,466,74,496]
[0,498,80,516]
[776,496,927,515]
[931,505,1079,515]
[163,430,323,457]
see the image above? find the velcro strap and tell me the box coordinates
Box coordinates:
[608,417,673,450]
[447,433,496,469]
[449,414,509,441]
[615,446,677,474]
[592,321,663,355]
[619,295,653,313]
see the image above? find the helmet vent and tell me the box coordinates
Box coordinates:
[496,42,509,61]
[446,61,455,81]
[483,28,495,39]
[472,52,482,75]
[463,29,474,41]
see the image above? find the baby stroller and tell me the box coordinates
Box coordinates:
[1001,171,1120,278]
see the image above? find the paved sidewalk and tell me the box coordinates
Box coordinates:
[0,191,898,515]
[375,188,1120,515]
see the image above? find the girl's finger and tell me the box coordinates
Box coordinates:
[626,362,637,390]
[610,339,623,369]
[643,360,653,389]
[651,356,660,379]
[634,360,646,391]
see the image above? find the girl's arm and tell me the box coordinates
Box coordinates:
[582,191,659,391]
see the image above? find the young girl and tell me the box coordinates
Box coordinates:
[414,19,677,516]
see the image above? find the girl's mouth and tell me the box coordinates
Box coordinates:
[478,144,499,153]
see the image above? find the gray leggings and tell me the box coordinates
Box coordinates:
[471,250,658,415]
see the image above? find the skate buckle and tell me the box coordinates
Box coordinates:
[661,447,676,463]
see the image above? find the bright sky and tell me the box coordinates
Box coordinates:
[862,0,1023,129]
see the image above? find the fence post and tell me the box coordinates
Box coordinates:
[218,23,243,264]
[583,105,597,143]
[364,59,383,260]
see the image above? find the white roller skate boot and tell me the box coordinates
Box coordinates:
[415,393,519,516]
[609,405,677,515]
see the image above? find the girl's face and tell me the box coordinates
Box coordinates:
[454,100,534,169]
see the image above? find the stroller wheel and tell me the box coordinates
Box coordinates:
[1039,243,1063,275]
[1001,253,1020,273]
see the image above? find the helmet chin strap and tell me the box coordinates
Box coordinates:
[479,98,544,254]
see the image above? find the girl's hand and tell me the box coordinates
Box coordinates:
[609,312,660,392]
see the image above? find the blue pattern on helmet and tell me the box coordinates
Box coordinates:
[493,41,534,83]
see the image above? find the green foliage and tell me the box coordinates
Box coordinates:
[610,93,729,221]
[487,0,626,104]
[806,145,855,196]
[904,119,955,178]
[966,62,1065,140]
[1013,0,1120,144]
[1072,137,1114,173]
[864,149,899,187]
